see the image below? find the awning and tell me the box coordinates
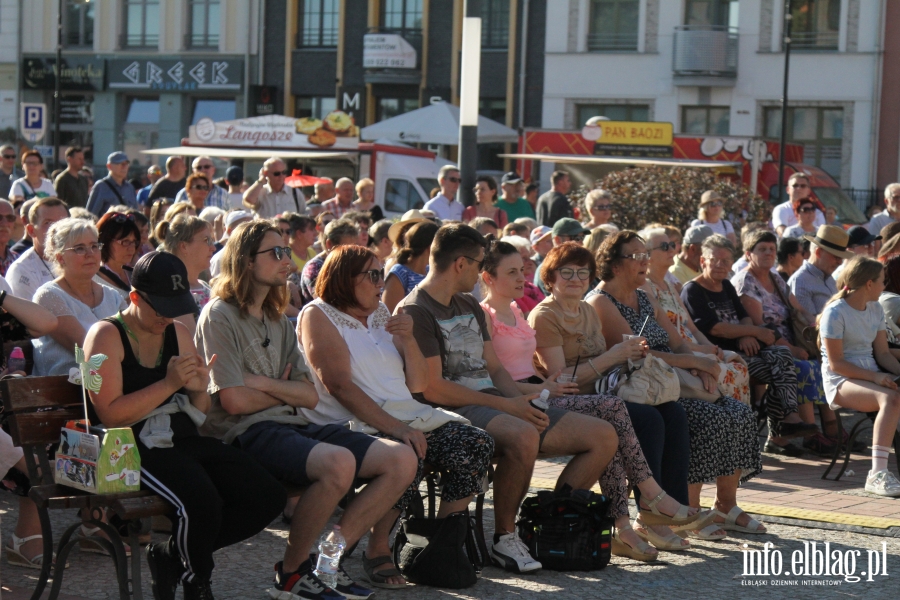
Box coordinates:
[499,153,742,169]
[361,101,519,145]
[141,146,355,160]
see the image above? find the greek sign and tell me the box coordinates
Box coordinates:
[108,58,244,92]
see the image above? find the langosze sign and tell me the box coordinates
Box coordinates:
[108,58,243,92]
[22,56,105,91]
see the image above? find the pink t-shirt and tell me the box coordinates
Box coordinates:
[481,301,537,381]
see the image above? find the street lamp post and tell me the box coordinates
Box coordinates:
[776,0,793,203]
[54,0,63,170]
[458,0,481,209]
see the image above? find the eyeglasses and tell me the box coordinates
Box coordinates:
[194,236,215,247]
[110,213,135,223]
[622,253,650,261]
[114,238,137,248]
[23,160,41,167]
[562,234,586,243]
[191,185,210,191]
[268,170,287,177]
[64,242,103,256]
[650,242,676,252]
[0,214,16,223]
[798,206,817,213]
[2,154,16,160]
[357,268,385,284]
[791,183,809,189]
[707,201,723,208]
[557,267,592,281]
[461,255,484,269]
[196,164,214,170]
[278,227,291,236]
[445,177,461,183]
[252,245,292,260]
[592,205,611,211]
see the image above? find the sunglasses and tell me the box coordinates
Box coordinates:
[622,252,650,261]
[110,213,135,223]
[706,201,723,208]
[2,154,16,160]
[445,177,461,183]
[136,291,163,317]
[268,170,287,177]
[557,267,592,281]
[0,214,16,223]
[252,245,292,261]
[192,185,210,191]
[461,255,485,270]
[357,268,385,284]
[563,234,585,243]
[798,206,817,213]
[650,241,676,252]
[791,183,809,189]
[196,164,214,170]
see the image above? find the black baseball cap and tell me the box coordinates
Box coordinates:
[847,225,880,247]
[131,251,199,318]
[501,171,522,185]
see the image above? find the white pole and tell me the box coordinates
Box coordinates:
[458,8,482,208]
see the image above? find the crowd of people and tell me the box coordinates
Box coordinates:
[2,148,900,600]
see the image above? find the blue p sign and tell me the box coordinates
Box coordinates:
[25,107,42,129]
[20,103,48,142]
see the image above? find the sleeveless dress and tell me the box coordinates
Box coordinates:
[590,288,762,485]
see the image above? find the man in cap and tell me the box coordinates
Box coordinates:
[209,210,253,277]
[529,225,553,269]
[866,183,900,235]
[497,172,535,222]
[788,224,855,316]
[174,156,229,209]
[536,171,572,228]
[86,151,138,216]
[832,226,881,282]
[669,225,713,285]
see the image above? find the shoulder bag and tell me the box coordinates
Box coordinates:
[595,354,680,405]
[769,274,820,360]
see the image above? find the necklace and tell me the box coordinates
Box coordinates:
[116,312,165,367]
[62,278,96,307]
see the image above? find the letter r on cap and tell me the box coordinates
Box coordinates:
[171,274,185,290]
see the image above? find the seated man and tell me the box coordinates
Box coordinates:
[196,220,418,600]
[397,223,619,574]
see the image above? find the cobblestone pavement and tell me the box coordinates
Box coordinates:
[3,489,900,600]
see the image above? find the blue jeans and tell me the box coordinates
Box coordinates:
[626,401,691,507]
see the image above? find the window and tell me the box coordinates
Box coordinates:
[577,104,649,126]
[765,106,843,181]
[588,0,639,51]
[382,0,423,32]
[681,106,730,135]
[189,0,219,48]
[65,0,95,48]
[482,0,510,48]
[192,99,235,125]
[298,0,339,47]
[123,0,159,48]
[384,178,425,213]
[685,0,739,28]
[295,96,337,120]
[376,98,418,121]
[790,0,840,50]
[123,98,160,170]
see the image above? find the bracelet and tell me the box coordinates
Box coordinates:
[587,357,602,378]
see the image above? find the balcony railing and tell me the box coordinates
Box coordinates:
[587,31,638,52]
[673,25,737,78]
[788,31,839,51]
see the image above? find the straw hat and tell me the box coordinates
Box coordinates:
[802,225,855,259]
[388,209,429,245]
[699,190,724,206]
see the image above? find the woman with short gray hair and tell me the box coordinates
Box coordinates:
[33,217,126,377]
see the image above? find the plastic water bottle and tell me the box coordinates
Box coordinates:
[7,347,26,374]
[314,524,346,588]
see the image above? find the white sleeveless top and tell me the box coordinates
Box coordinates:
[299,299,467,433]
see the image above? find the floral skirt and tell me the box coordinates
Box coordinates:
[720,361,751,405]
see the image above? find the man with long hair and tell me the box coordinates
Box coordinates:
[195,220,416,600]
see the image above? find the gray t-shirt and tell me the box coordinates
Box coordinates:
[398,287,500,397]
[195,297,312,444]
[820,299,885,365]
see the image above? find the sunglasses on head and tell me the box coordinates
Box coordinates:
[111,213,135,223]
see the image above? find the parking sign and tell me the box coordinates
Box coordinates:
[20,103,47,142]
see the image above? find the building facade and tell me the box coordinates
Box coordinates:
[0,1,21,140]
[20,0,260,174]
[543,0,886,190]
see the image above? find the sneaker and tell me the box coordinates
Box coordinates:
[803,433,839,457]
[335,562,373,600]
[490,532,542,574]
[183,579,215,600]
[865,469,900,497]
[268,561,346,600]
[146,540,183,600]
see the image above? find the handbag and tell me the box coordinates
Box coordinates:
[392,512,483,588]
[674,366,720,402]
[595,354,680,405]
[516,485,613,571]
[769,274,821,360]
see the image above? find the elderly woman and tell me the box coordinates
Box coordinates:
[681,234,819,454]
[352,177,384,222]
[183,173,211,213]
[83,251,284,598]
[782,198,819,239]
[300,244,493,581]
[584,189,616,230]
[499,235,544,315]
[32,218,126,377]
[382,220,438,313]
[691,191,736,245]
[480,240,710,559]
[640,227,750,405]
[95,212,142,297]
[589,231,765,538]
[462,176,508,228]
[156,214,216,331]
[732,229,836,455]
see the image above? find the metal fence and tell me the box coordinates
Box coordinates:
[843,188,882,214]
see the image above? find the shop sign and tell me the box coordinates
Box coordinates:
[363,34,417,69]
[189,114,359,150]
[582,121,674,158]
[22,57,105,91]
[60,96,94,126]
[108,58,243,92]
[251,85,276,116]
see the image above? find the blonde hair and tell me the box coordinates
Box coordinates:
[817,256,884,347]
[157,214,210,255]
[585,189,612,212]
[355,177,374,197]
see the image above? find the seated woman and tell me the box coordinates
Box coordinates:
[299,244,494,581]
[732,229,836,456]
[782,198,819,240]
[499,235,544,316]
[382,220,437,313]
[819,256,900,496]
[83,251,285,598]
[156,214,216,332]
[640,226,750,405]
[32,218,126,377]
[589,231,766,537]
[480,240,711,559]
[95,211,142,298]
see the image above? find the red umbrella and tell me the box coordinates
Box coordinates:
[285,169,331,188]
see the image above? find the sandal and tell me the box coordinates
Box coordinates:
[633,519,690,551]
[638,490,714,528]
[718,506,766,534]
[611,524,657,562]
[360,552,409,589]
[5,533,67,570]
[679,522,728,541]
[79,525,132,556]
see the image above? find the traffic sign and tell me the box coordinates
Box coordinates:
[20,102,47,143]
[33,145,54,159]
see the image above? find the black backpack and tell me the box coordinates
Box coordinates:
[516,485,613,571]
[392,511,483,588]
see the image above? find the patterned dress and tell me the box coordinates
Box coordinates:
[590,288,762,485]
[645,277,750,404]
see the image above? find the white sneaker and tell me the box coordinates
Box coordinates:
[865,469,900,497]
[490,532,542,574]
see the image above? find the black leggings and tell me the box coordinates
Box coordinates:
[138,435,286,582]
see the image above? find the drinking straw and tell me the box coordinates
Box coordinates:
[637,315,650,337]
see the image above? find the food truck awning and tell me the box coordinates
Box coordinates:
[499,153,742,169]
[141,146,355,160]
